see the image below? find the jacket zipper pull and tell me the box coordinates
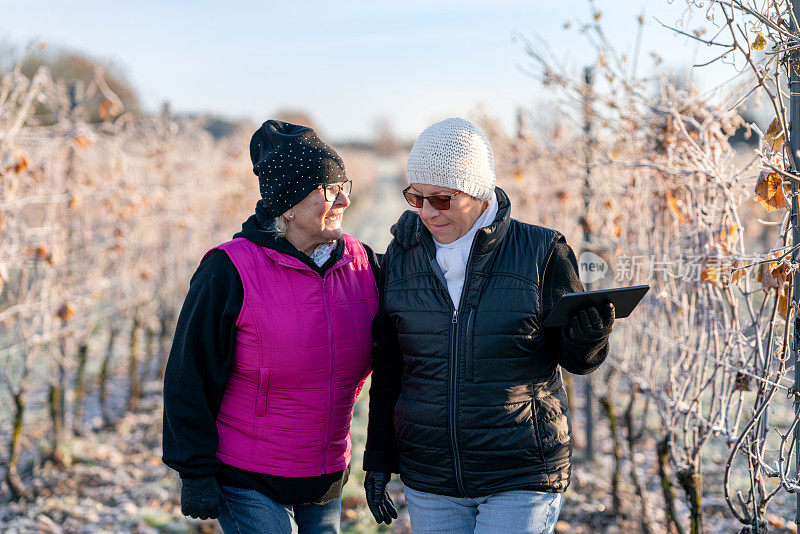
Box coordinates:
[452,310,458,324]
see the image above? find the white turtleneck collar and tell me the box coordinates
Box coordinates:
[433,190,498,310]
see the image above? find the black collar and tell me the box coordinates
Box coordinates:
[233,200,344,276]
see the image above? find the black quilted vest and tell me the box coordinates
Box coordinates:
[383,187,572,497]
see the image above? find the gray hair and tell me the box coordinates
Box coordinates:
[273,216,288,237]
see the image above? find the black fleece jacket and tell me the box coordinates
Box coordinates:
[162,201,380,505]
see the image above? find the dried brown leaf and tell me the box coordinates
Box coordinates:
[755,171,789,211]
[753,31,767,51]
[778,293,789,319]
[73,135,93,148]
[763,118,784,152]
[701,264,723,288]
[666,190,689,223]
[56,302,75,322]
[13,155,28,174]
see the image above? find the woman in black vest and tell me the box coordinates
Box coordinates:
[363,118,614,534]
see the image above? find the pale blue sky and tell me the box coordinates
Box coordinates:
[1,1,732,141]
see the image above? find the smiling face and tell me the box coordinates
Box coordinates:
[409,183,489,244]
[283,185,350,255]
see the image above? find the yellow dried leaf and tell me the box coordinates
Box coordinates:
[771,262,791,283]
[778,293,789,319]
[719,223,738,254]
[773,182,790,209]
[758,252,787,291]
[73,135,93,148]
[612,215,623,239]
[763,118,784,152]
[701,265,723,287]
[759,199,779,211]
[99,99,112,119]
[13,155,28,174]
[593,10,602,21]
[755,171,789,211]
[753,31,767,51]
[729,262,746,285]
[666,190,689,223]
[56,303,75,322]
[721,223,737,240]
[30,246,52,263]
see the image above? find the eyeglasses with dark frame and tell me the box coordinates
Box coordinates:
[402,186,460,210]
[319,180,352,201]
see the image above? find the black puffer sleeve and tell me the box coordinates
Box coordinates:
[363,241,402,474]
[541,241,610,375]
[162,250,243,478]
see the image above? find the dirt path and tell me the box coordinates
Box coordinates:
[343,155,408,254]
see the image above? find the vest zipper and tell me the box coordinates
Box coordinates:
[426,234,481,498]
[321,277,335,471]
[449,236,482,498]
[449,308,469,497]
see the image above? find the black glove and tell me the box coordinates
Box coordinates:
[390,210,420,249]
[565,302,614,345]
[364,471,398,525]
[180,475,223,520]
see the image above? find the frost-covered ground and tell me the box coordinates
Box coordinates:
[5,381,796,533]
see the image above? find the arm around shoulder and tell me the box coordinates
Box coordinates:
[364,244,402,473]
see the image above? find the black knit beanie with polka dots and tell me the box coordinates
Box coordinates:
[250,120,346,218]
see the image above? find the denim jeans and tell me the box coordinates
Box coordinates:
[404,486,563,534]
[217,485,341,534]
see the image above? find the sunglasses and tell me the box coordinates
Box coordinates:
[402,186,460,210]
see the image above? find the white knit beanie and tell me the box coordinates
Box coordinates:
[406,118,496,201]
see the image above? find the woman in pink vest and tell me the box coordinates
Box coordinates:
[163,120,382,534]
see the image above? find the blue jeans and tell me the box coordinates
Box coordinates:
[217,485,341,534]
[404,486,563,534]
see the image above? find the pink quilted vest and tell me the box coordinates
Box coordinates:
[202,235,378,477]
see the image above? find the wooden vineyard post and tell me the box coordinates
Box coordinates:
[581,65,596,462]
[790,0,800,526]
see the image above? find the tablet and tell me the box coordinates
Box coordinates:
[542,285,650,328]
